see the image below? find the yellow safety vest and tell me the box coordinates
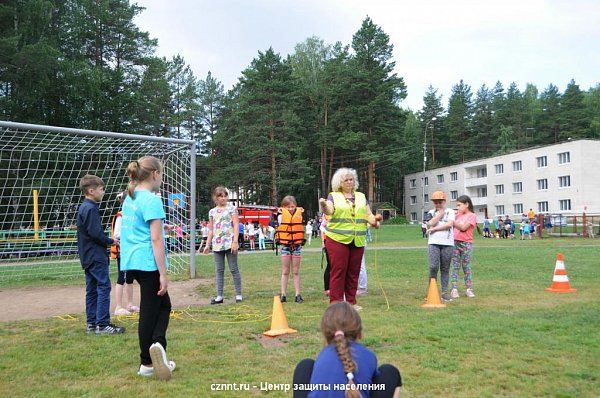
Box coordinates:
[325,191,367,247]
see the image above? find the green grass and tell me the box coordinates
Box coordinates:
[1,225,599,397]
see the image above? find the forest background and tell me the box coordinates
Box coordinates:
[1,0,599,218]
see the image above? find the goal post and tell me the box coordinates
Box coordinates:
[0,121,197,283]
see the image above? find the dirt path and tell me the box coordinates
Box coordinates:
[0,278,211,322]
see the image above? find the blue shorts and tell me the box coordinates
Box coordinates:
[281,245,302,257]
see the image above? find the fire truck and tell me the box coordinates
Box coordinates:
[237,205,278,227]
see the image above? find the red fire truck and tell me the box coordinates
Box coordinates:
[237,205,278,227]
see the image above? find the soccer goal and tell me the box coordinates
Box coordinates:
[0,121,197,284]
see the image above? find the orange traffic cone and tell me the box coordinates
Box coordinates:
[422,278,446,308]
[263,296,297,337]
[546,253,577,293]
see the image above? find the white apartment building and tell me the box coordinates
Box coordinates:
[404,139,600,223]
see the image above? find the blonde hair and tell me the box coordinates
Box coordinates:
[79,174,104,195]
[280,195,297,207]
[321,302,363,398]
[126,156,163,199]
[212,186,229,204]
[331,168,359,192]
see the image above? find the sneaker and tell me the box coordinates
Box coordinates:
[149,342,172,381]
[294,295,304,303]
[137,364,154,377]
[324,290,330,297]
[138,361,176,378]
[86,323,95,334]
[114,307,131,316]
[352,304,363,311]
[235,295,243,303]
[466,288,475,298]
[280,294,286,303]
[357,289,368,296]
[95,323,125,335]
[441,293,453,302]
[210,297,224,305]
[451,288,459,299]
[127,305,140,313]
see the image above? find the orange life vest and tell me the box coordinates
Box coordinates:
[275,207,305,247]
[110,211,121,260]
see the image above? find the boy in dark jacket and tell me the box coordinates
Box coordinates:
[77,174,125,335]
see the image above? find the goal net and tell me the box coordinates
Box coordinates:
[0,121,196,285]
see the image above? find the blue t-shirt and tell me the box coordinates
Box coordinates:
[121,190,168,272]
[308,342,379,398]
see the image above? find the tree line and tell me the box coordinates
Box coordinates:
[1,0,599,217]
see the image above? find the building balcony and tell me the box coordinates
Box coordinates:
[471,197,488,207]
[465,177,487,187]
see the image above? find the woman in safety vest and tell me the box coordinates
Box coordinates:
[319,168,381,309]
[276,196,306,303]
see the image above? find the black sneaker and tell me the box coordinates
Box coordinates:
[295,295,304,303]
[280,294,286,303]
[210,297,224,305]
[95,323,125,335]
[86,323,95,334]
[441,293,453,302]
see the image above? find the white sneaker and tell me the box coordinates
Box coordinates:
[466,289,475,298]
[114,307,131,316]
[138,364,154,377]
[137,361,176,377]
[451,288,459,299]
[149,342,172,381]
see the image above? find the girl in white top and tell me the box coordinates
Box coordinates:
[426,191,455,302]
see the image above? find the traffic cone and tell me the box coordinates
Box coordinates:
[546,253,577,293]
[263,296,297,337]
[422,278,446,308]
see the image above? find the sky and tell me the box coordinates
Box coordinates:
[134,0,600,111]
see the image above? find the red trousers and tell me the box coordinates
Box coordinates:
[325,238,365,305]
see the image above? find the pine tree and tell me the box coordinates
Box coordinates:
[560,79,589,140]
[471,84,494,156]
[446,80,473,163]
[348,17,407,202]
[419,86,445,166]
[538,84,562,143]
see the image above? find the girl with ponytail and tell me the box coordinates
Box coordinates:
[121,156,175,380]
[293,302,402,398]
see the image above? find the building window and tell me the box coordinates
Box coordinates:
[513,182,523,193]
[514,203,523,214]
[451,190,458,200]
[559,175,571,188]
[410,179,416,188]
[495,205,505,215]
[450,172,458,181]
[476,168,487,178]
[559,199,571,211]
[512,160,522,172]
[537,179,548,190]
[536,156,548,168]
[424,194,429,203]
[437,174,444,183]
[495,184,504,195]
[495,164,504,174]
[538,201,549,212]
[477,187,487,197]
[410,196,417,205]
[558,152,570,164]
[410,212,417,222]
[424,177,429,186]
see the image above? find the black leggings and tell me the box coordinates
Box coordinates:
[323,247,331,291]
[293,358,402,398]
[116,257,134,285]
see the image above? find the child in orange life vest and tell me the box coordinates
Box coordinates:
[276,196,306,303]
[110,192,138,315]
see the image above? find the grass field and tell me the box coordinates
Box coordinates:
[0,226,598,397]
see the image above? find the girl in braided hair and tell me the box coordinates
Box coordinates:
[293,302,402,398]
